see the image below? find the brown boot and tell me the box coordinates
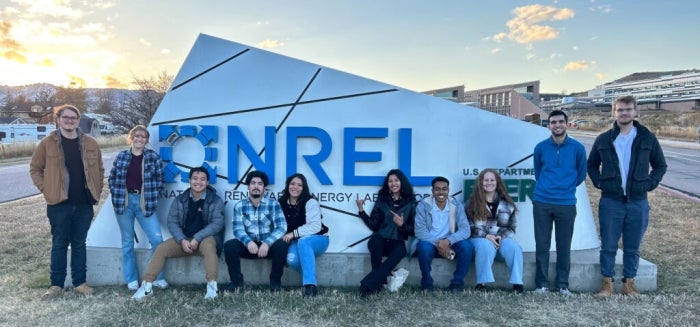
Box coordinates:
[621,278,640,296]
[74,283,94,296]
[596,277,614,297]
[41,286,63,301]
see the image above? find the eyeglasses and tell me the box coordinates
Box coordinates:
[60,116,79,121]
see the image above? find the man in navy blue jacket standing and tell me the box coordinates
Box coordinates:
[533,110,587,296]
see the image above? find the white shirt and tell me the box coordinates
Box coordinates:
[614,126,637,195]
[425,197,450,244]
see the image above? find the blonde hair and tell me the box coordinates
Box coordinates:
[53,104,80,119]
[127,125,150,145]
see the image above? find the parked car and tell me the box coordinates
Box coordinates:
[569,119,590,128]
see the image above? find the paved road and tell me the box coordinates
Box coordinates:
[570,131,700,200]
[0,149,120,203]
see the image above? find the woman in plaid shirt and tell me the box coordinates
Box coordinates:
[465,169,524,293]
[108,125,167,291]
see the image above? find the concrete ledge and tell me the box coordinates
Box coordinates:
[78,247,656,292]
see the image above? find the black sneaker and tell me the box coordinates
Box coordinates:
[359,284,375,299]
[220,282,241,293]
[448,284,464,293]
[269,284,283,293]
[303,284,318,297]
[513,284,524,294]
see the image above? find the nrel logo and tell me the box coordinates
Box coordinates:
[157,124,433,187]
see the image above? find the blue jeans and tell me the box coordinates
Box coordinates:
[286,235,329,286]
[598,197,649,278]
[115,193,164,283]
[533,201,576,289]
[416,239,474,288]
[470,237,523,285]
[46,202,93,287]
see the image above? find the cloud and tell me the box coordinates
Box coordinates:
[0,1,128,86]
[563,60,596,71]
[0,20,28,63]
[103,74,127,88]
[36,57,53,67]
[139,38,152,46]
[11,0,83,19]
[492,33,507,42]
[86,1,116,9]
[492,4,575,44]
[67,74,86,87]
[257,39,284,49]
[590,5,612,13]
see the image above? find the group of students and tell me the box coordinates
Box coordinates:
[108,125,524,299]
[32,94,665,300]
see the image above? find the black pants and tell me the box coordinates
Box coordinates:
[361,233,406,292]
[223,238,289,286]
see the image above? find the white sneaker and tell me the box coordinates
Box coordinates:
[127,281,139,290]
[559,288,574,297]
[533,287,549,294]
[205,281,217,299]
[153,279,169,289]
[386,268,409,292]
[131,282,153,300]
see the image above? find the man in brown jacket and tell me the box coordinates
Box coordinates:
[29,104,104,300]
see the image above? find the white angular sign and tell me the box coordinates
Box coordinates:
[88,34,599,253]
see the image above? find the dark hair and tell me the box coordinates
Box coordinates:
[614,95,637,110]
[245,170,269,186]
[548,110,568,123]
[432,176,449,187]
[279,173,313,205]
[377,169,414,203]
[189,166,210,181]
[466,169,517,221]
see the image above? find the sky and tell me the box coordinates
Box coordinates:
[0,0,698,93]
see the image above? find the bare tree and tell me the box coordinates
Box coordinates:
[2,91,29,118]
[33,84,56,109]
[92,88,117,115]
[109,71,173,129]
[54,81,88,112]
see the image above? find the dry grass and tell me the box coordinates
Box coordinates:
[0,134,127,160]
[0,181,698,326]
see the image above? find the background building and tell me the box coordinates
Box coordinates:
[423,81,545,120]
[597,70,700,112]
